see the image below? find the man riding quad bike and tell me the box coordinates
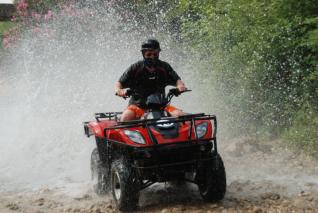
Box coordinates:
[83,40,226,211]
[115,39,186,121]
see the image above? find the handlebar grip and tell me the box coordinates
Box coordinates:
[115,89,134,99]
[125,89,133,97]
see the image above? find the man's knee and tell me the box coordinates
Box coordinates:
[169,109,184,117]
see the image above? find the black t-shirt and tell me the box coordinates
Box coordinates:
[119,60,181,107]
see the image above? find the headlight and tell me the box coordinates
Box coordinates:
[124,130,146,144]
[196,122,208,138]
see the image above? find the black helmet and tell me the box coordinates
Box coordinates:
[141,39,161,51]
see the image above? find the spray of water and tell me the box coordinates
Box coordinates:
[0,3,206,194]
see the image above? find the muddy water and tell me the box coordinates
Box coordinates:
[1,139,318,212]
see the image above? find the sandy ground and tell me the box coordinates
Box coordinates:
[1,138,318,213]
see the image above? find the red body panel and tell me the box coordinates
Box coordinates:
[87,120,117,138]
[87,119,213,147]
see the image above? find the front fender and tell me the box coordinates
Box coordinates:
[84,121,104,138]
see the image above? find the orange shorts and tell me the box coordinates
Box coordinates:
[127,104,179,118]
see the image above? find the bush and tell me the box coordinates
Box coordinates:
[0,21,14,48]
[284,105,318,157]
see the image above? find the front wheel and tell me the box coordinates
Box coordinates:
[111,158,140,211]
[91,148,109,195]
[197,154,226,202]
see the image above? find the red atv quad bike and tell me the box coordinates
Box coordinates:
[83,89,226,211]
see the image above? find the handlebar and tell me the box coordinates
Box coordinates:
[168,88,191,97]
[115,89,134,99]
[115,88,191,99]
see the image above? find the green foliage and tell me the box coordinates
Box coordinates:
[0,21,14,48]
[0,21,13,35]
[284,105,318,157]
[162,0,318,153]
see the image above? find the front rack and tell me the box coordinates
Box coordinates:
[116,113,206,126]
[106,114,216,137]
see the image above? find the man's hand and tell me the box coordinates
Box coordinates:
[176,80,186,92]
[115,82,126,97]
[116,88,126,97]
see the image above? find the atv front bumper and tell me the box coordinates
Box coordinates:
[128,140,215,182]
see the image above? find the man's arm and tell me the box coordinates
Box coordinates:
[116,62,139,97]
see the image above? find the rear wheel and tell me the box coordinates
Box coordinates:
[111,158,140,211]
[197,154,226,202]
[91,148,109,195]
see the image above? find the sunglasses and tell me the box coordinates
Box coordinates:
[144,52,159,57]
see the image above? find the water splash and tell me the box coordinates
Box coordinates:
[0,3,203,193]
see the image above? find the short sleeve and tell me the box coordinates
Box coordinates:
[119,64,136,88]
